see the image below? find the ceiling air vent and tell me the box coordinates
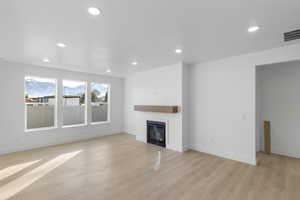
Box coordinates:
[284,29,300,42]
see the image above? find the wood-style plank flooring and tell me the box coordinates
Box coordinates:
[0,134,300,200]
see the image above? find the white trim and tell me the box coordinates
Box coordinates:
[25,126,57,133]
[24,76,58,132]
[62,123,87,129]
[90,121,111,125]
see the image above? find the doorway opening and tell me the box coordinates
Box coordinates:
[256,60,300,159]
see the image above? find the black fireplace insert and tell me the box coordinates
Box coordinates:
[147,120,166,147]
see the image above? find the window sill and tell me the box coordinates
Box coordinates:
[90,121,111,125]
[25,126,57,133]
[62,124,87,129]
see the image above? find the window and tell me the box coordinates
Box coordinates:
[25,76,57,131]
[62,80,86,127]
[91,83,110,123]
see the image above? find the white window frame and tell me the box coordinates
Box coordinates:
[62,79,87,128]
[90,83,111,125]
[24,76,58,132]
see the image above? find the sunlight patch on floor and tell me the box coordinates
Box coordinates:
[0,160,40,181]
[154,150,162,171]
[0,150,82,200]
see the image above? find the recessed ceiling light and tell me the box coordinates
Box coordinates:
[88,7,101,16]
[106,69,111,73]
[132,61,138,66]
[56,43,66,48]
[43,58,50,63]
[248,26,260,33]
[175,48,183,54]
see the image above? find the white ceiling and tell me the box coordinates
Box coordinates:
[0,0,299,77]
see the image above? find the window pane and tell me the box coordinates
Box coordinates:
[91,83,109,123]
[25,77,56,130]
[63,80,86,126]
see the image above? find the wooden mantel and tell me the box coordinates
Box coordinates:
[134,105,178,113]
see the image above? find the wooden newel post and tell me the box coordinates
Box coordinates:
[264,121,271,154]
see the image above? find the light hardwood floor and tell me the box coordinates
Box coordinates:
[0,134,300,200]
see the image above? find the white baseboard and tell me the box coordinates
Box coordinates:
[0,132,122,156]
[136,135,146,143]
[190,145,256,166]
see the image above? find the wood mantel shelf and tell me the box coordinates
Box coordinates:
[134,105,178,113]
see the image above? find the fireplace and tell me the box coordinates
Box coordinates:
[147,120,166,147]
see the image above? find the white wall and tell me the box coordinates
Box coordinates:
[182,63,190,150]
[124,63,188,152]
[0,60,124,155]
[189,43,300,165]
[257,60,300,158]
